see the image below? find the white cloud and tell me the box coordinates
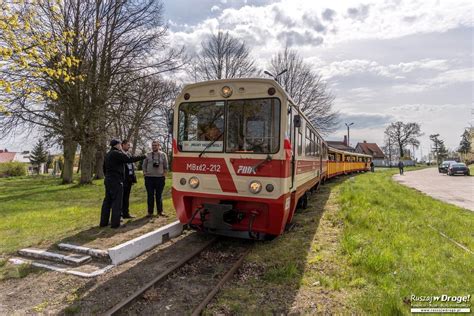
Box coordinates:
[211,5,221,12]
[168,0,472,52]
[319,58,452,80]
[163,0,472,155]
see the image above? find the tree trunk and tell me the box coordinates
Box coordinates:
[94,142,106,179]
[80,144,96,184]
[62,138,77,184]
[399,142,404,158]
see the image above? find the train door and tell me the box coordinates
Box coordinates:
[287,105,295,190]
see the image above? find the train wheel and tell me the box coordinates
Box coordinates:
[301,193,308,209]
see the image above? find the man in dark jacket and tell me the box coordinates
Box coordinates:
[121,139,137,219]
[398,160,404,175]
[100,139,146,228]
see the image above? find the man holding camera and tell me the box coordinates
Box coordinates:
[142,140,168,217]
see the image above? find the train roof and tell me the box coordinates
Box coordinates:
[180,77,294,101]
[328,146,372,158]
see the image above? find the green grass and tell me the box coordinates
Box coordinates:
[207,167,474,314]
[0,172,173,254]
[338,167,473,314]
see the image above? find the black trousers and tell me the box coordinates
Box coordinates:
[145,176,165,215]
[122,181,132,217]
[100,179,123,228]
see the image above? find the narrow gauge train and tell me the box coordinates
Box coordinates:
[171,78,371,240]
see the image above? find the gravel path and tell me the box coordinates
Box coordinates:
[393,167,474,211]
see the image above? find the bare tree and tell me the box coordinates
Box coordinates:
[1,0,184,184]
[430,133,448,164]
[384,121,422,158]
[109,75,180,155]
[192,31,256,81]
[268,47,338,134]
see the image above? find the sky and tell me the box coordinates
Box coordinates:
[2,0,472,158]
[163,0,473,159]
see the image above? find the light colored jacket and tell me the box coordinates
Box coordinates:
[143,151,168,177]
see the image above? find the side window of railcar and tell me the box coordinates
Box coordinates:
[305,127,311,156]
[178,101,225,152]
[298,129,303,156]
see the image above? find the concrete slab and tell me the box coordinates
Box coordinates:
[57,243,109,259]
[107,220,183,265]
[18,248,91,266]
[9,258,114,278]
[393,167,474,211]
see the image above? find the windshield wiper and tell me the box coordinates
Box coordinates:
[252,154,273,172]
[198,132,224,158]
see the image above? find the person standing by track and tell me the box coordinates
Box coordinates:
[121,139,138,219]
[100,139,146,229]
[143,140,168,217]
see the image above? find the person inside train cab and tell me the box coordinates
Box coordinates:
[143,140,168,217]
[205,125,223,141]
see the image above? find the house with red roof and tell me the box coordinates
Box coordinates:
[0,149,44,174]
[355,141,386,166]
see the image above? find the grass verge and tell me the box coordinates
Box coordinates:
[207,167,474,314]
[0,172,173,254]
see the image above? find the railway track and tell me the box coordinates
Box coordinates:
[103,236,252,315]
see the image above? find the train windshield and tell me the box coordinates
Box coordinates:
[226,98,280,154]
[178,98,280,154]
[178,101,225,152]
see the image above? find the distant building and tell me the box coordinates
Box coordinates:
[326,135,355,152]
[0,149,46,174]
[355,141,386,166]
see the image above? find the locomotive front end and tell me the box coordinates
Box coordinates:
[171,79,292,239]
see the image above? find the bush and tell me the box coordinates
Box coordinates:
[0,162,27,177]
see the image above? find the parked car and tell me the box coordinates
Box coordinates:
[447,163,470,176]
[438,160,457,173]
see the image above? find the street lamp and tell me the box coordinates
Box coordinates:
[263,69,288,83]
[345,122,354,147]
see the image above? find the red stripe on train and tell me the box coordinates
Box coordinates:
[172,157,237,193]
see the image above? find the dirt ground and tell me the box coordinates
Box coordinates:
[120,239,251,315]
[0,218,215,315]
[57,215,174,250]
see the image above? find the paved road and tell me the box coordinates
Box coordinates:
[393,167,474,211]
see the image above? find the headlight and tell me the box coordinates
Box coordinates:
[189,176,199,189]
[249,180,262,194]
[266,183,274,192]
[221,86,233,98]
[180,178,186,185]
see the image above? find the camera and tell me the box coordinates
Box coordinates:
[153,159,160,168]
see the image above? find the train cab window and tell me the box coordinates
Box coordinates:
[178,101,225,152]
[227,98,280,154]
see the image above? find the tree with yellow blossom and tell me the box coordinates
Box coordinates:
[0,0,81,116]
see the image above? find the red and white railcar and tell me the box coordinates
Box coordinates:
[171,79,370,239]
